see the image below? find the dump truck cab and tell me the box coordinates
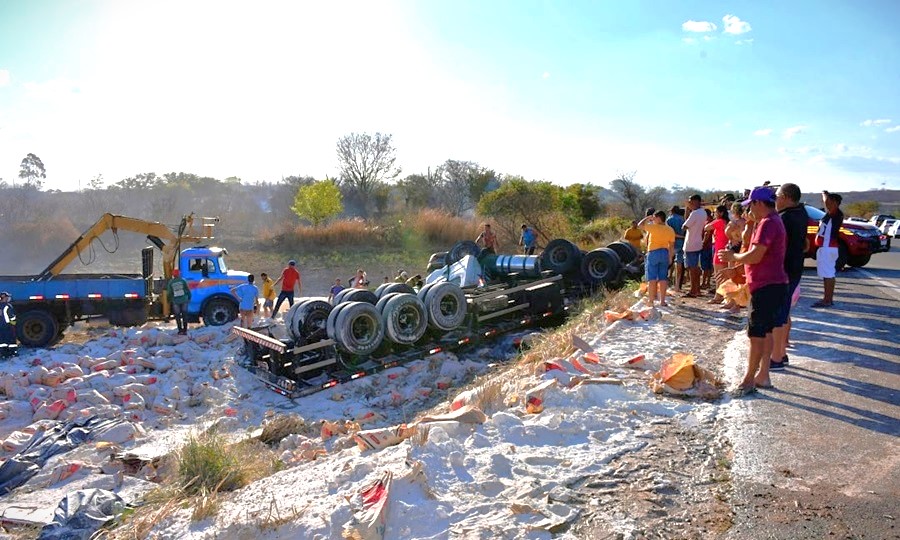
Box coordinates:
[178,246,249,325]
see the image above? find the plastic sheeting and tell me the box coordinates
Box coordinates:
[37,488,125,540]
[0,416,123,496]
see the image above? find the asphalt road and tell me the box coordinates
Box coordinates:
[727,245,900,539]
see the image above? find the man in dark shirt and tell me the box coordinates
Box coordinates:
[813,192,844,307]
[771,183,808,370]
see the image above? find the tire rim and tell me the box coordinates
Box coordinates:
[548,247,569,267]
[439,294,460,318]
[351,314,377,342]
[397,306,421,334]
[210,304,232,325]
[586,258,609,280]
[22,320,47,342]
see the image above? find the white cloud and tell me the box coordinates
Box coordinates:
[0,70,9,87]
[886,126,900,133]
[834,143,848,153]
[682,20,717,32]
[542,72,550,79]
[722,14,752,35]
[754,128,772,136]
[682,37,697,44]
[861,118,891,127]
[735,39,754,45]
[703,35,715,42]
[783,125,806,140]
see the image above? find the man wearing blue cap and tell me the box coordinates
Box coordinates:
[272,259,302,318]
[719,186,788,396]
[0,292,17,357]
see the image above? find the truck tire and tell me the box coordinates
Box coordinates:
[284,301,306,341]
[580,248,622,285]
[605,241,639,266]
[375,292,402,313]
[294,299,332,342]
[379,283,415,298]
[332,288,353,306]
[426,251,449,272]
[326,302,351,341]
[424,282,467,331]
[417,282,437,303]
[847,253,871,268]
[16,310,59,348]
[382,293,427,345]
[202,297,238,326]
[373,283,392,299]
[448,241,481,264]
[334,302,384,356]
[341,289,378,305]
[540,239,581,274]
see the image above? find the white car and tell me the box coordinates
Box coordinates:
[888,220,900,238]
[880,219,897,236]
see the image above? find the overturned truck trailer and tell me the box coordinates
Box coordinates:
[234,238,642,398]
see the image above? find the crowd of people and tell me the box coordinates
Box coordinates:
[624,184,845,397]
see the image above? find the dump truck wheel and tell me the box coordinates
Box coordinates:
[16,310,59,348]
[541,239,581,274]
[284,301,306,341]
[331,288,353,306]
[382,293,428,345]
[341,289,378,305]
[580,248,621,284]
[379,283,415,297]
[424,282,467,331]
[296,299,332,342]
[448,241,481,265]
[335,302,384,356]
[326,302,350,341]
[605,241,639,266]
[202,297,237,326]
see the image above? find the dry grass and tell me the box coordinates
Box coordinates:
[412,209,480,246]
[108,431,285,538]
[259,414,307,446]
[256,219,400,253]
[576,216,633,249]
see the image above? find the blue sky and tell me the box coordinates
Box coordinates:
[1,0,898,192]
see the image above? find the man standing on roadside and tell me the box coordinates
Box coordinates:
[623,220,644,252]
[272,260,301,318]
[231,274,259,329]
[475,223,499,254]
[666,206,686,291]
[166,269,192,335]
[813,191,843,308]
[771,183,807,370]
[719,186,788,396]
[519,224,537,255]
[638,211,676,307]
[682,194,706,297]
[259,272,275,318]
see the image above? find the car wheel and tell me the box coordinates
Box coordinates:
[203,298,238,326]
[847,253,871,268]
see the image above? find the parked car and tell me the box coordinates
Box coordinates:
[804,205,889,268]
[879,218,897,236]
[845,216,868,224]
[869,214,897,227]
[888,219,900,239]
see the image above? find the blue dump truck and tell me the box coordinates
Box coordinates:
[0,214,248,348]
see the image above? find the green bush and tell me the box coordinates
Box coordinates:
[577,216,633,248]
[177,432,245,495]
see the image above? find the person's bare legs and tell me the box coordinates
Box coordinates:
[772,324,787,364]
[754,333,774,387]
[689,266,701,295]
[647,280,658,307]
[741,336,764,390]
[710,263,726,303]
[658,279,669,306]
[785,316,793,348]
[823,277,835,304]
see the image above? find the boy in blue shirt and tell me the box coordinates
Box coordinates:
[231,274,259,328]
[519,224,537,255]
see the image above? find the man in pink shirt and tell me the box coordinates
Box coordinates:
[719,186,788,396]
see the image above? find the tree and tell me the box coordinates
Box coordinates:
[477,177,570,242]
[561,183,603,224]
[609,172,668,219]
[18,153,46,190]
[336,132,400,218]
[398,173,439,209]
[844,200,880,219]
[292,179,343,226]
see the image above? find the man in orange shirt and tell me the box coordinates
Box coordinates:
[638,211,676,307]
[272,259,302,318]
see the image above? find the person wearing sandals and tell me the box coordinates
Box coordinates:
[638,211,676,307]
[718,186,788,396]
[813,191,843,308]
[682,194,706,298]
[772,183,808,370]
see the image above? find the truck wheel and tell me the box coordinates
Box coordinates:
[424,282,467,331]
[284,301,306,341]
[16,310,59,348]
[580,248,622,285]
[605,241,639,266]
[382,293,427,345]
[295,299,332,342]
[331,288,353,306]
[326,302,350,341]
[836,242,848,271]
[379,283,415,298]
[448,241,481,265]
[203,298,238,326]
[342,289,378,305]
[847,253,871,268]
[541,239,581,274]
[335,302,384,356]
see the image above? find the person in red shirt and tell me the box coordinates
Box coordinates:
[813,191,844,308]
[719,186,788,396]
[704,205,730,304]
[272,259,302,318]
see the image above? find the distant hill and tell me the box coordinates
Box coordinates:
[800,189,900,214]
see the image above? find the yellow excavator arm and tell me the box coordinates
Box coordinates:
[37,213,218,281]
